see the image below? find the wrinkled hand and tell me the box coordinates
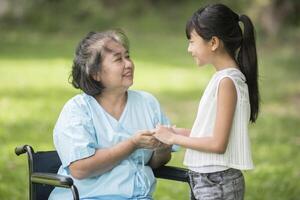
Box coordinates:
[131,130,161,149]
[153,125,176,145]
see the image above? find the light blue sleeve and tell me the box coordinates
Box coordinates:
[53,99,97,168]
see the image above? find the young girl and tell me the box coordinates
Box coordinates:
[154,4,259,200]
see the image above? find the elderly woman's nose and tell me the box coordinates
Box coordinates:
[124,59,133,68]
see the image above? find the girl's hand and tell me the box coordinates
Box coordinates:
[172,127,191,137]
[159,125,191,137]
[131,130,161,149]
[154,125,176,145]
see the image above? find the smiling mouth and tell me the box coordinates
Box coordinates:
[123,71,133,77]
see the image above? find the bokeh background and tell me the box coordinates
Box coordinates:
[0,0,299,199]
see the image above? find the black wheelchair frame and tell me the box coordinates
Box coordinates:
[15,144,193,200]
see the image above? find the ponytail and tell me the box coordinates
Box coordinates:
[237,15,260,123]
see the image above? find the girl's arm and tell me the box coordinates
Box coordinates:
[173,127,191,136]
[69,131,159,179]
[155,78,237,154]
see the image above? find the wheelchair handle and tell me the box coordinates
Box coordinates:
[15,145,30,155]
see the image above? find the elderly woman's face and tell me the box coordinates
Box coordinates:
[94,40,134,91]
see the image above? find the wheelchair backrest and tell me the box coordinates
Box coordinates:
[32,151,61,200]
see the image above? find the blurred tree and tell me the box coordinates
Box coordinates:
[0,0,9,17]
[0,0,27,23]
[0,0,299,37]
[257,0,300,37]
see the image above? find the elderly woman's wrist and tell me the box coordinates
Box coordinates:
[128,137,138,150]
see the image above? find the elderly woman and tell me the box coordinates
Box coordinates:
[49,30,172,200]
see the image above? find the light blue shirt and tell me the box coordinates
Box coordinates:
[49,90,171,200]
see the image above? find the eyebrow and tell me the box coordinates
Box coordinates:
[103,46,128,55]
[112,50,129,57]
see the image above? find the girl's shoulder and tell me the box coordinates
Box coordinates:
[214,68,247,90]
[215,68,249,100]
[215,68,245,82]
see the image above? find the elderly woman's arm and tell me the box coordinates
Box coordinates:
[69,131,159,180]
[148,145,172,169]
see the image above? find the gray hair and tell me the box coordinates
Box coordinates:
[70,29,130,96]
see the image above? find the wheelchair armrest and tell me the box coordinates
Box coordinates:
[31,173,80,200]
[31,172,74,188]
[153,165,189,182]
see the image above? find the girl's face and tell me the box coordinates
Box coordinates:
[187,30,213,67]
[94,40,134,91]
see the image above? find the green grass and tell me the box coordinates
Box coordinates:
[0,30,300,200]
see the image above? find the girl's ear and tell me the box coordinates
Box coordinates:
[210,36,220,51]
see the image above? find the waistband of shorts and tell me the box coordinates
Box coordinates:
[188,168,241,176]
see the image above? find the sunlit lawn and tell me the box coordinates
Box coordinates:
[0,31,299,200]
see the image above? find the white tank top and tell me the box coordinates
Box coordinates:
[183,68,254,172]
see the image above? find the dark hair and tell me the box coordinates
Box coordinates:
[186,4,259,123]
[70,29,130,96]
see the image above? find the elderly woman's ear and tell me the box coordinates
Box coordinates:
[92,72,101,82]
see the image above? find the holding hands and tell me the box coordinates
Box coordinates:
[132,125,190,149]
[153,125,191,145]
[153,125,177,145]
[131,130,170,150]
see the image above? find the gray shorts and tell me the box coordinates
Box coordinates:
[188,168,245,200]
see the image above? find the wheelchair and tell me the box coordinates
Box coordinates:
[15,144,193,200]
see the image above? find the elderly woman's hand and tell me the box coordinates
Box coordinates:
[131,130,161,149]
